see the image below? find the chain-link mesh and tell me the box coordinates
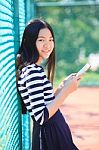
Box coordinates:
[19,0,31,149]
[0,0,21,149]
[0,0,31,149]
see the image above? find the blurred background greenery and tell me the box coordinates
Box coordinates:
[34,0,99,87]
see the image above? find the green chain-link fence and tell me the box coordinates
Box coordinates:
[0,0,21,149]
[0,0,32,149]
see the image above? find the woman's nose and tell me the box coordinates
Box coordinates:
[44,41,50,48]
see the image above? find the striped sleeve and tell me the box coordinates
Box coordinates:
[18,70,32,113]
[18,66,49,125]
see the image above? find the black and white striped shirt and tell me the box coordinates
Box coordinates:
[18,64,55,125]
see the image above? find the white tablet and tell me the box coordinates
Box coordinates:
[76,63,91,77]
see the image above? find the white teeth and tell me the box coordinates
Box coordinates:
[43,50,50,52]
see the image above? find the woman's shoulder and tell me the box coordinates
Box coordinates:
[21,63,44,76]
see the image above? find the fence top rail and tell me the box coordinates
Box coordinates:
[35,1,99,7]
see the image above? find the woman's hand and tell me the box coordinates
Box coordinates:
[47,73,84,119]
[55,73,84,96]
[62,73,81,94]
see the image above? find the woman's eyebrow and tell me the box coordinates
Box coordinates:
[38,36,45,38]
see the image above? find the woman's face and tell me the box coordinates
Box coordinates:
[36,28,54,65]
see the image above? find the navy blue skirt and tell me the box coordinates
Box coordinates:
[32,110,79,150]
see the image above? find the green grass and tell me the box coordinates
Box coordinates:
[80,72,99,86]
[54,72,99,88]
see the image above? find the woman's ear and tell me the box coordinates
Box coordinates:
[16,54,22,68]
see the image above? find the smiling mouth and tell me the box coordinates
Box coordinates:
[42,50,50,53]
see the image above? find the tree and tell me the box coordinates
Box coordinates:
[36,3,99,80]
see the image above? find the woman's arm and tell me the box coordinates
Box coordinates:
[47,74,80,119]
[54,74,77,96]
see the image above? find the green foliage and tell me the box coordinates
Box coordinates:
[54,71,99,88]
[80,72,99,86]
[36,4,99,86]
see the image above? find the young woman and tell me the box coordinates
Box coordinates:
[17,19,81,150]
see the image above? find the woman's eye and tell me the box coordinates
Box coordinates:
[37,38,54,42]
[49,39,54,42]
[38,39,44,41]
[50,38,54,41]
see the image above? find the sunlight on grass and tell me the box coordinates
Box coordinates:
[54,72,99,89]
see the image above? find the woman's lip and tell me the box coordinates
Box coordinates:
[42,50,50,53]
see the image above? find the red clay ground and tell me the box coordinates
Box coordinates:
[60,87,99,150]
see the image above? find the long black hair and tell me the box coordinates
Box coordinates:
[16,19,56,113]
